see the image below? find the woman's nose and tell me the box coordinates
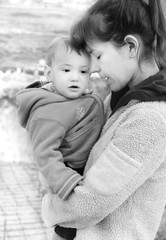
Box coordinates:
[90,64,100,74]
[90,59,100,74]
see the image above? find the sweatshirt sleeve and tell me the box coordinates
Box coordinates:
[104,93,112,120]
[41,107,166,228]
[28,118,83,200]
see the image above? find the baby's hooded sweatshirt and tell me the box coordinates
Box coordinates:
[17,83,104,200]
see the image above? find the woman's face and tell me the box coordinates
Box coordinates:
[88,40,137,92]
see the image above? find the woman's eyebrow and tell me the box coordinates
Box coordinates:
[86,47,93,54]
[88,49,93,54]
[89,49,95,54]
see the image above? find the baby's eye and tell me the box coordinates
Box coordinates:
[63,69,70,72]
[97,55,101,60]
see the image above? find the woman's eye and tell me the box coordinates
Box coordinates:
[63,69,70,72]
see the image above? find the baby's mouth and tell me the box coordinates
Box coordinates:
[69,85,79,89]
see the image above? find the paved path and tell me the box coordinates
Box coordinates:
[0,161,52,240]
[1,161,166,240]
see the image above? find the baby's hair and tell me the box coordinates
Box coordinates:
[45,35,90,66]
[71,0,166,69]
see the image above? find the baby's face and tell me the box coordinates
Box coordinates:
[49,49,90,99]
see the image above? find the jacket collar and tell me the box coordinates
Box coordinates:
[111,69,166,115]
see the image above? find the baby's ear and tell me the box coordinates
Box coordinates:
[124,35,139,58]
[44,65,52,80]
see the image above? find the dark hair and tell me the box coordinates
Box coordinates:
[71,0,166,68]
[45,35,90,66]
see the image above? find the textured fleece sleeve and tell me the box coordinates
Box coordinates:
[41,108,166,228]
[28,118,83,200]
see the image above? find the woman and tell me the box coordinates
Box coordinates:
[42,0,166,239]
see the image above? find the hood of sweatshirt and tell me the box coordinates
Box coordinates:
[111,69,166,115]
[17,84,68,128]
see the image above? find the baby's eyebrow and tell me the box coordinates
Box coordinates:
[60,64,71,67]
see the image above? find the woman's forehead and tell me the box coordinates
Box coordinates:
[87,41,108,52]
[86,41,99,52]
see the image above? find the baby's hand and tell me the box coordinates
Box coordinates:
[42,193,58,227]
[78,180,84,186]
[38,181,53,197]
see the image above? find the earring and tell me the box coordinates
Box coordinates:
[129,52,134,58]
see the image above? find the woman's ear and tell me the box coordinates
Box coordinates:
[124,35,139,58]
[44,65,52,81]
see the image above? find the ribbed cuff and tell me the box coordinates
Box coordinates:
[56,173,83,200]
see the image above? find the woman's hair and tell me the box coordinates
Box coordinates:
[45,35,89,66]
[71,0,166,68]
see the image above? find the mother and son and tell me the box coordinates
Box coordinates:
[17,0,166,239]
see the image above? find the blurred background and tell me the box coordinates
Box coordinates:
[0,0,165,240]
